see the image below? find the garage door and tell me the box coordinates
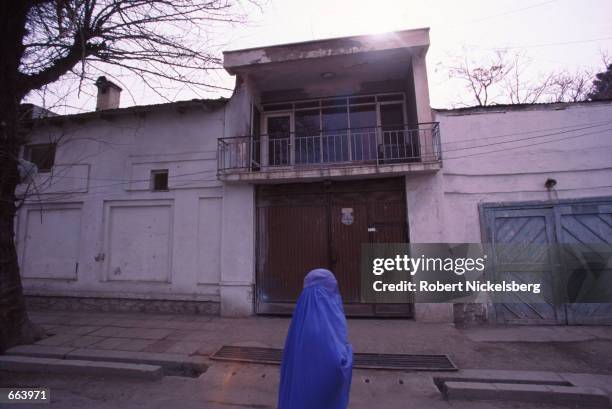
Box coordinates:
[481,197,612,325]
[256,178,411,317]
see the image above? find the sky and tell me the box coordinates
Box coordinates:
[27,0,612,113]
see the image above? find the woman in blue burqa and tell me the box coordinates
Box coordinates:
[278,268,353,409]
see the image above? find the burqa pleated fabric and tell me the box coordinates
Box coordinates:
[278,268,353,409]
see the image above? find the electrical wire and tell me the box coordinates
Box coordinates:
[439,120,612,146]
[443,126,612,160]
[441,121,612,154]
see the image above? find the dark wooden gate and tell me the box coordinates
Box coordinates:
[481,197,612,325]
[256,177,411,317]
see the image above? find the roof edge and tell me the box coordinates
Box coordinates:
[223,27,430,55]
[433,99,612,116]
[24,97,228,126]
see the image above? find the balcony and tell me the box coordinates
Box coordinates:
[217,122,442,182]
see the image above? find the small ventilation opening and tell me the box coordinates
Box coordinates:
[151,170,169,191]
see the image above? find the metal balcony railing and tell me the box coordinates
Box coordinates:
[218,122,441,173]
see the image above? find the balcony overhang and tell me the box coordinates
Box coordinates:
[224,28,429,73]
[218,161,442,183]
[223,28,430,100]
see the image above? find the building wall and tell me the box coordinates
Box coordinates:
[437,101,612,242]
[17,103,236,313]
[433,101,612,323]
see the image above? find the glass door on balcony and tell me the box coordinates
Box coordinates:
[266,114,291,166]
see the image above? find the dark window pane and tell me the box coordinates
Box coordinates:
[267,115,291,138]
[349,104,376,130]
[295,110,320,137]
[151,170,169,191]
[380,103,405,130]
[295,101,319,109]
[267,115,291,166]
[322,107,348,131]
[379,103,418,161]
[377,94,404,102]
[322,107,348,162]
[295,110,320,164]
[349,105,377,161]
[321,98,347,107]
[349,95,375,104]
[263,103,292,112]
[26,144,55,172]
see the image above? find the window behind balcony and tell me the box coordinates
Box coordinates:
[262,92,408,165]
[295,109,320,164]
[349,104,377,161]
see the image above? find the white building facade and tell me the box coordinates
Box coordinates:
[17,29,612,324]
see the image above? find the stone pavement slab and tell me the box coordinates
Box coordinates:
[65,348,208,376]
[443,381,610,408]
[0,355,162,380]
[47,325,102,335]
[26,309,612,375]
[35,333,81,346]
[90,337,129,350]
[113,327,175,340]
[88,326,126,337]
[433,369,571,388]
[62,335,107,348]
[6,345,75,359]
[462,326,608,343]
[110,338,158,352]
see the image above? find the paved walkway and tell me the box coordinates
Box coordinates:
[28,309,612,374]
[3,309,612,408]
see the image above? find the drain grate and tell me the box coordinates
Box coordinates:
[210,346,457,371]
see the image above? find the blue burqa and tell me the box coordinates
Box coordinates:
[278,268,353,409]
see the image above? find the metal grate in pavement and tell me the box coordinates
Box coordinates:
[210,346,457,371]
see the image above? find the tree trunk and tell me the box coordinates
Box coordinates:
[0,137,41,353]
[0,0,43,352]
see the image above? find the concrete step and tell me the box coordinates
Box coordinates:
[442,381,611,408]
[433,369,572,389]
[0,355,162,380]
[6,345,207,377]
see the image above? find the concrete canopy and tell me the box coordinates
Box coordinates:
[223,28,430,102]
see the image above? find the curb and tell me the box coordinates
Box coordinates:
[0,355,162,380]
[443,381,611,408]
[5,345,208,377]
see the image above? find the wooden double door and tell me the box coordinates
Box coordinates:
[256,177,411,316]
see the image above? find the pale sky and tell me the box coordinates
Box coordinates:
[27,0,612,113]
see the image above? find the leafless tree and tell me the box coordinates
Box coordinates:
[547,70,593,103]
[447,51,513,106]
[0,0,256,352]
[447,51,596,106]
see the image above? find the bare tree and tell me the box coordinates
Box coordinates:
[0,0,254,351]
[447,51,513,106]
[446,51,595,106]
[547,70,593,103]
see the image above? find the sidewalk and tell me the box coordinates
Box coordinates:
[2,309,612,409]
[24,309,612,374]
